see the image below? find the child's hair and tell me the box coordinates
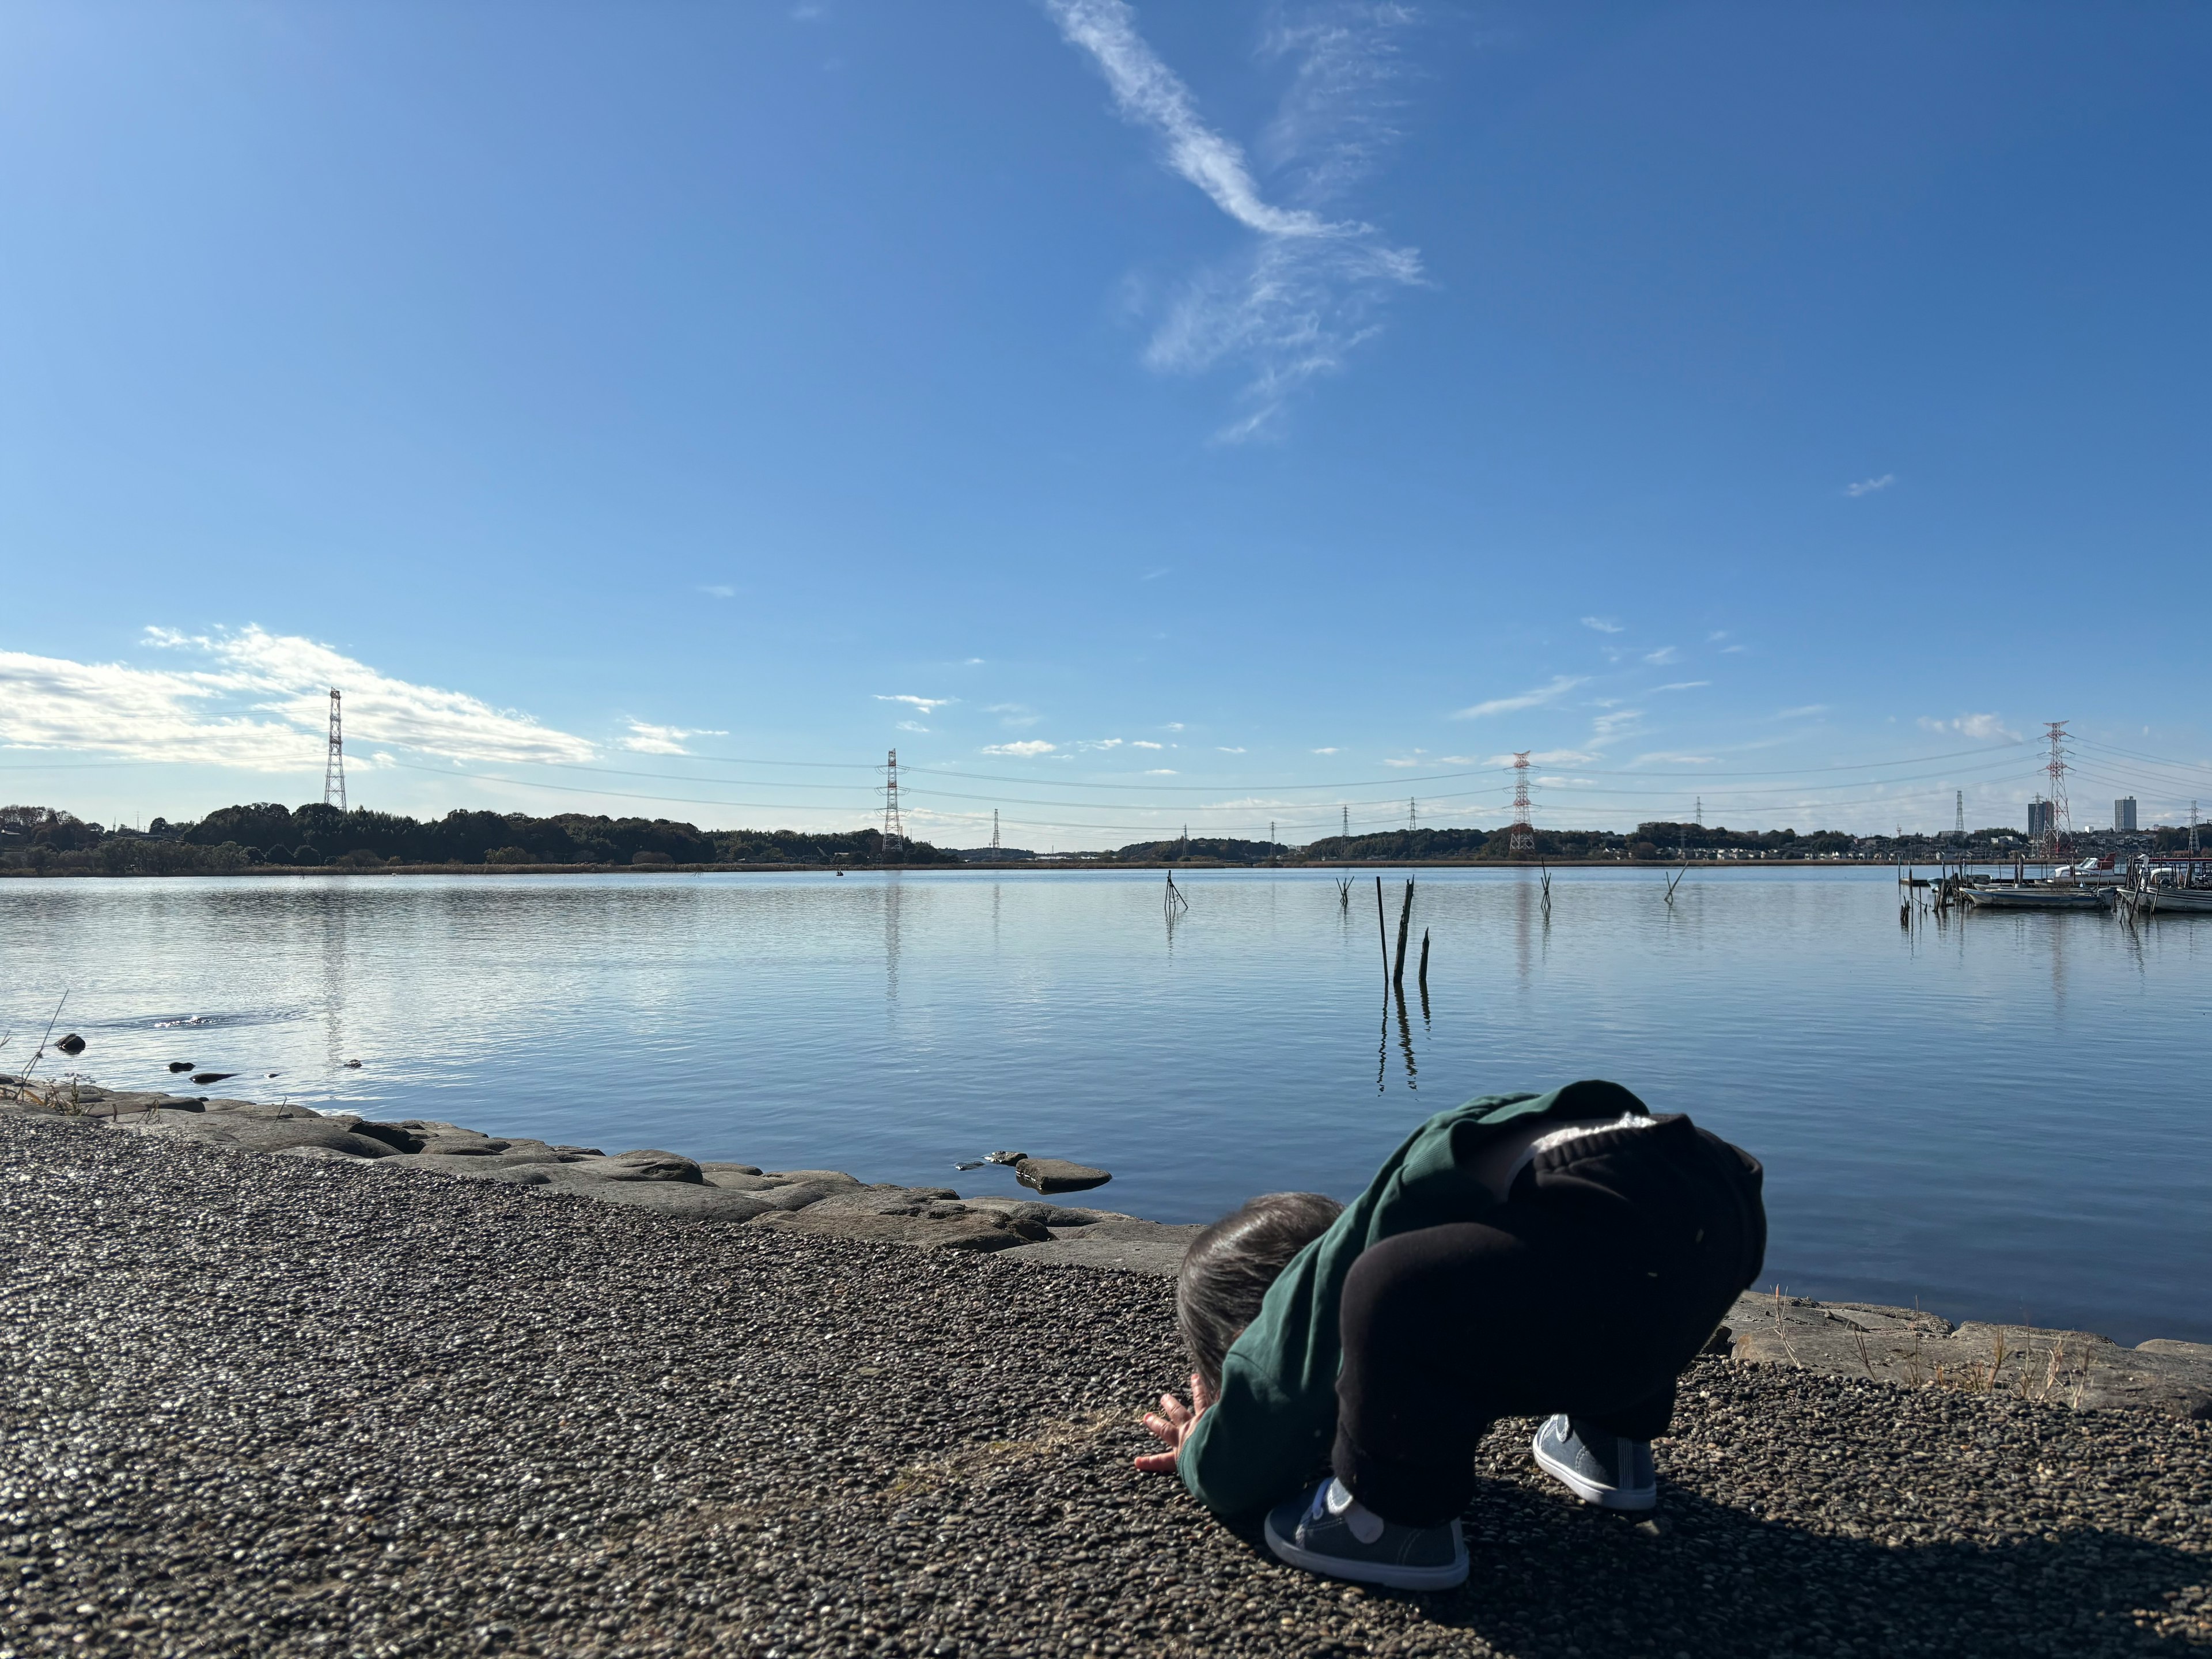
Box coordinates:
[1177,1192,1345,1391]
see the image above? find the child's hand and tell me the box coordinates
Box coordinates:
[1134,1373,1215,1474]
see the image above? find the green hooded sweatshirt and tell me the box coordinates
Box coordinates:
[1177,1078,1656,1517]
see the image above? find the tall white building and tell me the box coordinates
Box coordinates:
[2115,797,2139,832]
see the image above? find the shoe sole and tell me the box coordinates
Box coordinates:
[1262,1512,1468,1592]
[1531,1434,1658,1512]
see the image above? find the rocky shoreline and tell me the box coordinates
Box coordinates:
[4,1109,2209,1657]
[7,1072,2210,1421]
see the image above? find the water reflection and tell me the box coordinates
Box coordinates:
[2,868,2206,1343]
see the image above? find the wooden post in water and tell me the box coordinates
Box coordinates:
[1375,877,1389,979]
[1417,926,1431,994]
[1392,878,1414,987]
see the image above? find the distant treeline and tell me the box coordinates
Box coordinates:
[2,801,2195,876]
[0,802,956,874]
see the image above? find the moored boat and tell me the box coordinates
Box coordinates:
[1960,883,2108,910]
[2119,885,2212,916]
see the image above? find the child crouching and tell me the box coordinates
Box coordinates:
[1136,1079,1766,1590]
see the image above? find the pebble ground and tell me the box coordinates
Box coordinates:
[3,1115,2207,1658]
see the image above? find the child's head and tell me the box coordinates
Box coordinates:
[1176,1191,1344,1392]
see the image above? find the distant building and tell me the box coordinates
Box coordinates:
[2027,798,2055,839]
[2115,797,2139,832]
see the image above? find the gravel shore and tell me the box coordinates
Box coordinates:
[4,1115,2209,1658]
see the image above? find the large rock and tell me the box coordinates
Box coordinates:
[1725,1291,2212,1420]
[1014,1158,1111,1194]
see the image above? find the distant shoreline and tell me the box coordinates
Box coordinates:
[0,857,1975,878]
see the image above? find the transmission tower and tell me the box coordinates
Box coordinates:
[1408,798,1418,832]
[1342,804,1350,841]
[1508,752,1536,855]
[1269,819,1277,850]
[2041,722,2071,857]
[1955,790,1965,838]
[2192,801,2200,855]
[990,809,1000,856]
[1694,796,1702,826]
[323,688,347,812]
[880,749,904,851]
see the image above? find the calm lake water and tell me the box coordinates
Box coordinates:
[6,868,2208,1343]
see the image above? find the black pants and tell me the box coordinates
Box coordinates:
[1332,1114,1766,1525]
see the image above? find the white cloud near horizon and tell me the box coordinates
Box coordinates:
[876,694,953,714]
[622,719,728,756]
[1452,675,1586,721]
[1045,0,1423,440]
[1845,474,1897,497]
[1919,712,2020,743]
[982,740,1057,757]
[0,628,599,770]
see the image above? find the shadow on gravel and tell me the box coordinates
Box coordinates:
[1213,1479,2204,1657]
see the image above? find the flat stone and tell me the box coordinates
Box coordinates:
[1014,1157,1111,1194]
[1725,1291,2212,1420]
[747,1205,1039,1253]
[561,1149,703,1184]
[539,1183,778,1222]
[762,1169,863,1190]
[959,1196,1131,1228]
[128,1115,402,1160]
[998,1219,1203,1277]
[984,1150,1027,1165]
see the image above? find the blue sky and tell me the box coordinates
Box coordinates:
[3,1,2207,846]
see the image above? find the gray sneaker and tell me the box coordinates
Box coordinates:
[1263,1478,1468,1591]
[1531,1414,1657,1510]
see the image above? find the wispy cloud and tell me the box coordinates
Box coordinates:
[1844,474,1896,498]
[1132,740,1164,749]
[1632,751,1717,766]
[0,626,599,770]
[1310,745,1339,754]
[1918,712,2020,743]
[698,584,736,599]
[1775,704,1829,721]
[1580,616,1623,634]
[876,694,953,715]
[1217,745,1247,753]
[895,721,930,734]
[1046,0,1423,440]
[981,740,1057,757]
[1653,680,1709,694]
[1488,749,1597,767]
[1642,646,1680,666]
[983,702,1042,729]
[622,719,727,756]
[1452,675,1586,721]
[1589,708,1645,744]
[1143,768,1177,775]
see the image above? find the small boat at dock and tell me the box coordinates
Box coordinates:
[1960,883,2108,911]
[2118,885,2212,916]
